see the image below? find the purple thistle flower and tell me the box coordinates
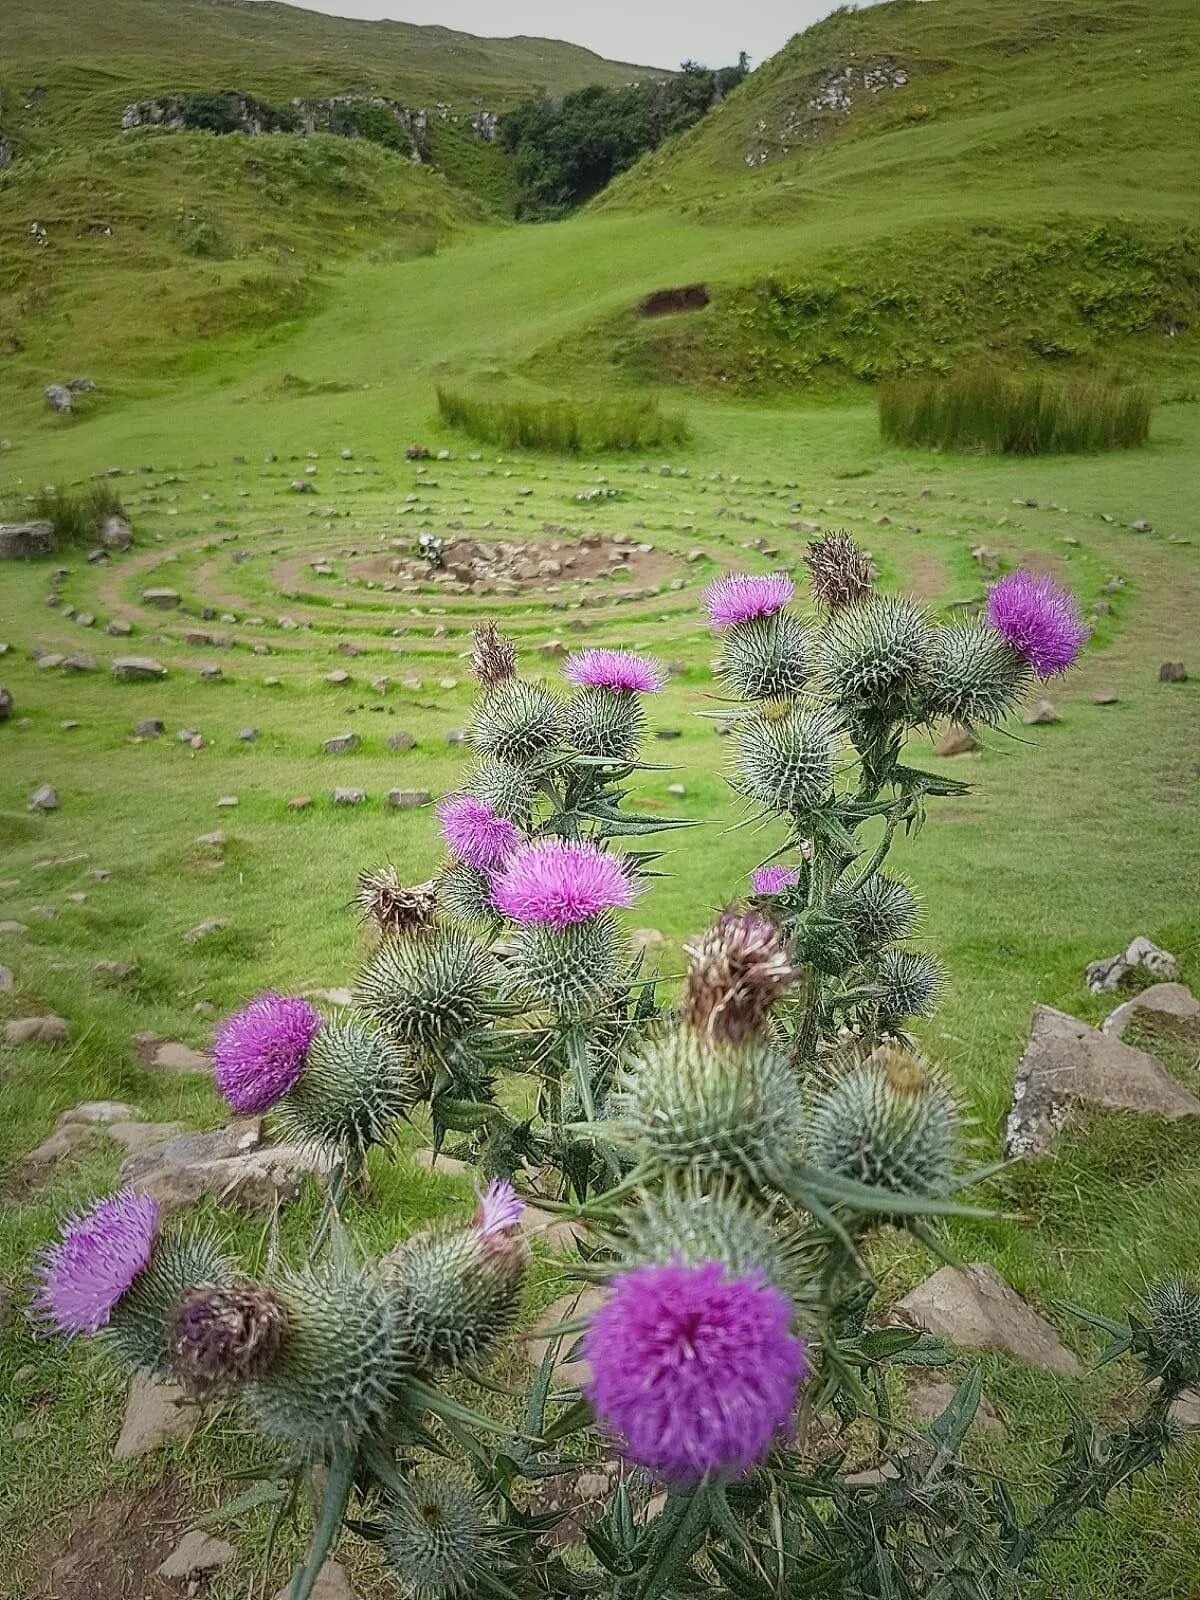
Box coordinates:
[31,1190,160,1336]
[751,865,801,895]
[584,1260,807,1483]
[564,648,664,695]
[213,993,321,1115]
[474,1178,525,1240]
[437,792,522,871]
[703,572,795,630]
[490,840,638,930]
[985,570,1089,678]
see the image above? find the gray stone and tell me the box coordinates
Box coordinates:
[333,787,367,806]
[59,1100,138,1126]
[1159,661,1188,683]
[1131,519,1153,533]
[324,669,352,686]
[107,618,133,636]
[0,520,55,558]
[199,664,223,682]
[100,515,133,551]
[196,830,226,847]
[1004,1004,1200,1157]
[156,1530,235,1580]
[0,921,29,936]
[1092,690,1119,705]
[527,1288,610,1386]
[141,587,181,609]
[290,479,316,493]
[61,652,96,672]
[387,788,431,809]
[323,732,360,755]
[895,1263,1081,1374]
[45,385,73,415]
[0,965,11,992]
[28,784,59,812]
[182,917,229,944]
[122,1124,331,1213]
[216,795,239,809]
[271,1560,362,1600]
[238,726,259,742]
[1103,983,1200,1041]
[113,655,167,681]
[113,1374,196,1459]
[0,686,11,721]
[1086,935,1179,993]
[1023,699,1060,726]
[5,1015,69,1045]
[935,722,980,757]
[94,960,138,983]
[387,730,417,751]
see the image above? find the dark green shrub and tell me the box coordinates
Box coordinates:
[23,483,127,548]
[878,367,1152,454]
[435,388,688,454]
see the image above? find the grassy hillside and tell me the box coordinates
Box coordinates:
[577,0,1200,394]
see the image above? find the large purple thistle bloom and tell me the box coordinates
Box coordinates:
[213,993,321,1115]
[751,864,801,895]
[584,1260,808,1483]
[31,1190,160,1336]
[437,792,522,871]
[703,572,795,630]
[985,570,1088,678]
[564,648,664,695]
[490,839,638,930]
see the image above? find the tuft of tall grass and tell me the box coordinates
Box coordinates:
[436,387,689,454]
[23,483,128,548]
[878,368,1152,454]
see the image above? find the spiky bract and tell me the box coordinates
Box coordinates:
[625,1177,800,1298]
[680,909,800,1045]
[808,1047,962,1199]
[168,1280,288,1391]
[383,1226,528,1370]
[246,1260,414,1455]
[356,867,438,937]
[357,929,496,1051]
[437,861,499,929]
[275,1014,416,1158]
[471,678,563,765]
[380,1478,489,1600]
[463,758,538,823]
[106,1226,236,1375]
[922,623,1032,727]
[562,684,647,760]
[513,912,625,1019]
[736,705,838,815]
[873,947,944,1025]
[615,1029,804,1189]
[818,596,934,710]
[720,612,813,702]
[839,872,921,953]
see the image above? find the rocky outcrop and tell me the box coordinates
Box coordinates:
[121,91,434,162]
[0,521,55,559]
[1086,935,1179,992]
[895,1263,1081,1375]
[1005,1004,1200,1157]
[1103,983,1200,1041]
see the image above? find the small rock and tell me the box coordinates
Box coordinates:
[1086,935,1179,993]
[387,789,431,808]
[655,728,682,741]
[1159,661,1187,683]
[630,928,666,951]
[4,1015,69,1045]
[0,921,29,936]
[1023,699,1059,726]
[666,783,686,797]
[123,1125,330,1213]
[238,726,259,742]
[113,1375,195,1459]
[1092,690,1119,705]
[196,830,226,847]
[323,732,361,755]
[325,669,352,686]
[935,723,979,757]
[215,795,239,809]
[133,718,164,738]
[156,1530,235,1580]
[0,965,11,992]
[907,1375,1006,1438]
[287,796,313,811]
[1103,983,1200,1042]
[140,588,180,609]
[290,479,316,493]
[387,730,417,751]
[61,652,96,672]
[271,1560,362,1600]
[28,784,59,812]
[1130,519,1153,533]
[139,1036,212,1073]
[895,1263,1081,1374]
[332,787,367,806]
[59,1100,138,1125]
[113,655,167,681]
[182,917,229,944]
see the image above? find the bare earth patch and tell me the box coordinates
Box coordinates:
[30,1480,188,1600]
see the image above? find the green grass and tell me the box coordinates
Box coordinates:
[10,484,127,549]
[435,386,688,453]
[878,367,1153,454]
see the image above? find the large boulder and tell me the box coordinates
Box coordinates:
[1086,935,1178,992]
[1005,1005,1200,1157]
[0,520,55,559]
[121,1121,332,1213]
[895,1263,1081,1375]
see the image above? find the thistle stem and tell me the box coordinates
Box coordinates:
[286,1446,356,1600]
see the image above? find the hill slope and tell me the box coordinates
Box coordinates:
[577,0,1199,394]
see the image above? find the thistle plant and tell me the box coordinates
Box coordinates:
[35,560,1188,1600]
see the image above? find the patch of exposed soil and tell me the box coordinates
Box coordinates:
[28,1480,188,1600]
[638,283,710,317]
[341,533,682,595]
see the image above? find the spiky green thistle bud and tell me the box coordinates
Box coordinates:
[808,1046,962,1200]
[436,861,498,929]
[246,1259,414,1455]
[380,1478,489,1599]
[922,623,1032,728]
[357,928,497,1051]
[838,872,921,953]
[562,686,646,760]
[625,1176,804,1299]
[736,704,839,816]
[818,596,934,710]
[105,1226,235,1376]
[471,679,564,765]
[513,912,625,1020]
[873,947,944,1025]
[463,757,538,823]
[356,866,438,937]
[719,612,813,702]
[1144,1279,1200,1390]
[383,1223,528,1371]
[275,1014,417,1159]
[614,1028,804,1189]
